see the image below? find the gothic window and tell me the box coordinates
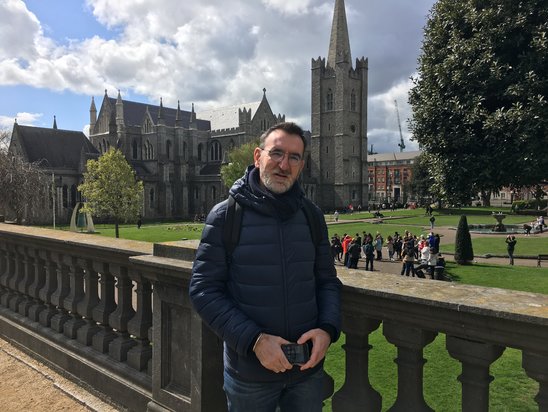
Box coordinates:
[70,184,77,208]
[326,145,329,154]
[194,187,199,199]
[326,89,334,111]
[183,142,188,160]
[143,118,153,134]
[149,188,155,208]
[99,142,103,153]
[350,90,356,111]
[103,139,107,153]
[132,140,138,159]
[209,141,222,161]
[211,186,216,200]
[352,190,357,200]
[198,143,204,161]
[62,185,68,208]
[166,140,172,160]
[229,139,235,150]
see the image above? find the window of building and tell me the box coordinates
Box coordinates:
[209,141,222,161]
[198,143,203,161]
[326,89,333,111]
[183,142,188,160]
[143,118,153,134]
[149,188,155,208]
[211,186,216,200]
[62,185,68,208]
[350,90,356,111]
[132,140,138,159]
[70,184,77,208]
[166,140,172,160]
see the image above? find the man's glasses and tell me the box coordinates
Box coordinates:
[260,148,303,167]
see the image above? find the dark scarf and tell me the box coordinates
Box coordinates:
[248,167,303,220]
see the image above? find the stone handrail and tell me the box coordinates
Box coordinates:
[0,223,547,411]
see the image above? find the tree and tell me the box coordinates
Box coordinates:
[79,149,143,238]
[409,0,548,205]
[0,129,47,224]
[220,140,258,188]
[454,215,474,264]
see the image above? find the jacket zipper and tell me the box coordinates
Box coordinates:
[279,219,289,339]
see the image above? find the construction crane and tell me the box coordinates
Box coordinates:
[395,100,405,152]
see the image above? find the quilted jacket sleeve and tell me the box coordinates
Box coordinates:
[189,201,262,356]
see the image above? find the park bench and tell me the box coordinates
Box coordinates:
[538,254,548,267]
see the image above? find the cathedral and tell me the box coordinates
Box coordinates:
[7,0,367,223]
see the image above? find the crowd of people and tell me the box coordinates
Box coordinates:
[330,230,445,279]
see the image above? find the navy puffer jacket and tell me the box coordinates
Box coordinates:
[189,166,341,382]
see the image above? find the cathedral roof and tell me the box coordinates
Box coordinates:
[197,101,261,131]
[107,98,210,130]
[12,124,98,169]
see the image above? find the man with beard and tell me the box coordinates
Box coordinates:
[189,122,341,412]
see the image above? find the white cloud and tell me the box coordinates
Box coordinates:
[0,0,435,140]
[0,112,42,129]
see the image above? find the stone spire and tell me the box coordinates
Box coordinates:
[116,90,124,124]
[158,97,165,125]
[327,0,352,67]
[53,115,57,129]
[189,103,197,129]
[89,96,97,132]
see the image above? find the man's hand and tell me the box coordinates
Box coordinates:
[296,329,331,371]
[253,333,293,373]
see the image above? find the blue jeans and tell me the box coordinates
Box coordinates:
[223,368,325,412]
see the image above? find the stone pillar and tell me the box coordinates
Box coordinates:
[76,259,101,345]
[17,246,34,316]
[522,351,548,411]
[8,245,25,311]
[108,265,136,361]
[332,316,382,412]
[50,252,71,332]
[27,248,46,321]
[446,336,504,412]
[63,256,86,338]
[38,250,58,327]
[127,272,153,371]
[92,262,117,353]
[383,321,437,412]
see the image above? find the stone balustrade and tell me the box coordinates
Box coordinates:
[0,223,547,411]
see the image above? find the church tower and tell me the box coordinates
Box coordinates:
[310,0,368,210]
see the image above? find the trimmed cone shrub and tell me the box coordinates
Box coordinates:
[454,215,474,264]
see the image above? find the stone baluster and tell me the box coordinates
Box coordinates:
[50,252,72,332]
[522,351,548,411]
[38,250,58,326]
[92,262,118,353]
[446,336,505,412]
[17,246,35,316]
[332,316,382,412]
[8,245,26,312]
[0,242,12,302]
[27,248,46,321]
[108,264,137,361]
[76,258,101,345]
[383,321,437,412]
[126,272,152,371]
[63,255,86,339]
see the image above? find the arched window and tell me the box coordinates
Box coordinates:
[143,118,153,134]
[211,186,216,200]
[166,140,172,160]
[198,143,203,161]
[144,141,154,160]
[70,184,77,208]
[149,188,155,208]
[209,141,222,161]
[350,90,356,111]
[62,185,68,208]
[326,89,333,111]
[103,139,107,153]
[132,140,138,159]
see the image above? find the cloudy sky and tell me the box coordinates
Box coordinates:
[0,0,436,153]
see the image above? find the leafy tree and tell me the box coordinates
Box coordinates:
[454,215,474,264]
[0,150,46,224]
[220,140,258,188]
[79,149,143,238]
[409,0,548,205]
[409,152,437,205]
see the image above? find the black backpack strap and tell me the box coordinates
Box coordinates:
[302,198,321,247]
[223,195,243,259]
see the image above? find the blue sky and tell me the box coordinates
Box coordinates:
[0,0,436,152]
